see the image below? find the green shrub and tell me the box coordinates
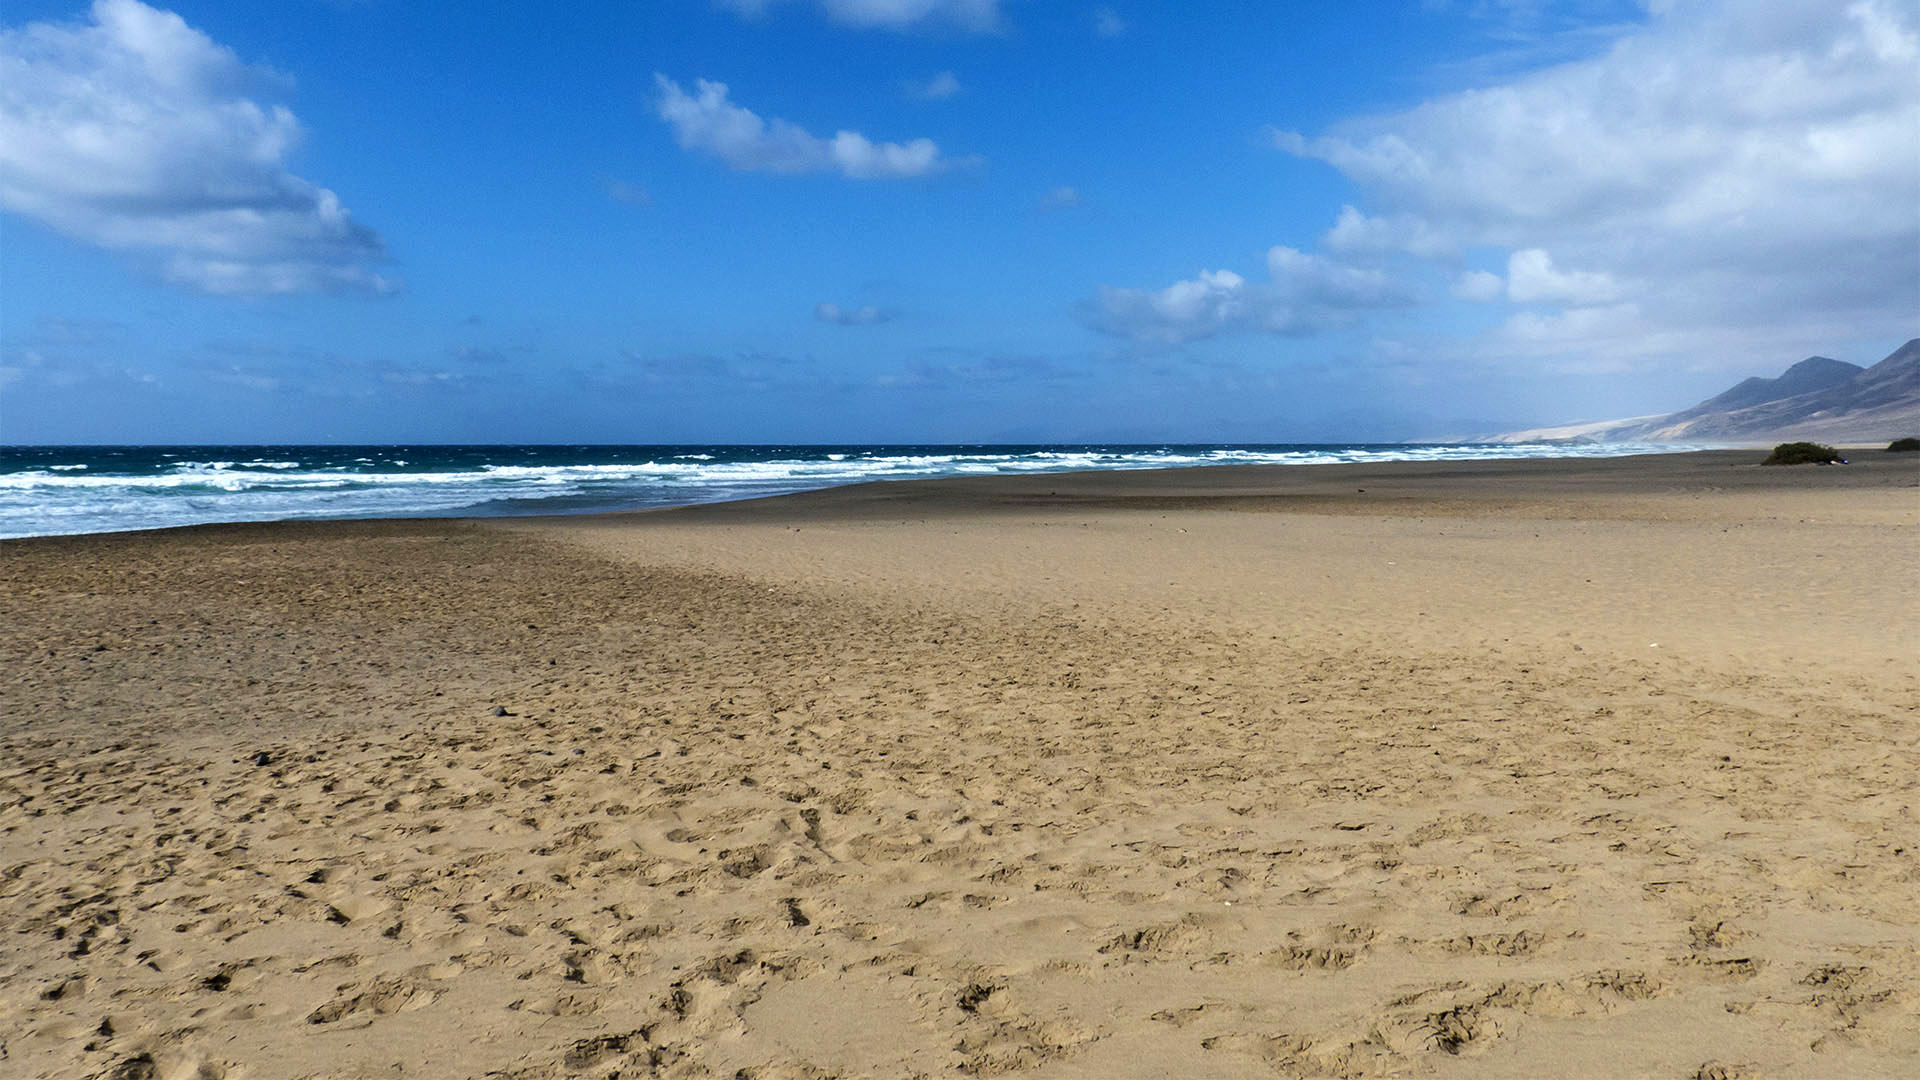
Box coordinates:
[1763,442,1843,465]
[1887,437,1920,452]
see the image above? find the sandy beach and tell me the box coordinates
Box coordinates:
[3,449,1917,1079]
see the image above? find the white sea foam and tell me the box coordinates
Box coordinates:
[0,443,1695,539]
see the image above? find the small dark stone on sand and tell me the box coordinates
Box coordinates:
[490,705,510,717]
[251,752,272,767]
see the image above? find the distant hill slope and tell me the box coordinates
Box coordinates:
[1490,339,1920,444]
[1667,356,1862,417]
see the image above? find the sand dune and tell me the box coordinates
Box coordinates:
[3,451,1916,1078]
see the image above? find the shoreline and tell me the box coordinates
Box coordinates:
[4,448,1916,1078]
[546,447,1916,522]
[5,446,1914,544]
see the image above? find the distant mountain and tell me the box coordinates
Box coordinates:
[1488,339,1920,444]
[1670,356,1862,417]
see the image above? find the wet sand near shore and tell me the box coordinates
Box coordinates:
[3,451,1917,1078]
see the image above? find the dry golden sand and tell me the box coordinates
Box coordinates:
[2,450,1917,1079]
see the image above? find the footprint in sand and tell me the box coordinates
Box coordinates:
[306,976,439,1025]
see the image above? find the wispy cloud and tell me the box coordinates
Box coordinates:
[655,75,973,179]
[597,349,810,392]
[904,70,962,100]
[875,352,1081,389]
[1415,0,1643,76]
[1093,7,1127,38]
[447,344,511,365]
[0,317,138,390]
[177,339,505,397]
[715,0,1003,33]
[816,302,893,325]
[0,0,395,296]
[1038,185,1083,211]
[600,177,652,205]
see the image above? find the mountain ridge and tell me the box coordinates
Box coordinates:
[1671,356,1861,418]
[1488,339,1920,445]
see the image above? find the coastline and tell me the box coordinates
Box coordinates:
[4,450,1916,1078]
[0,440,1716,541]
[536,447,1915,520]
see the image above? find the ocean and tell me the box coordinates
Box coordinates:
[0,442,1679,539]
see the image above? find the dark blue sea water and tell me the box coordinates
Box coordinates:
[0,442,1679,539]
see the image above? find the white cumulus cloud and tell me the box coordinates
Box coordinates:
[1324,205,1454,260]
[1272,0,1920,368]
[1505,249,1621,305]
[0,0,393,296]
[1085,247,1410,344]
[715,0,1002,33]
[655,75,966,179]
[1452,270,1505,303]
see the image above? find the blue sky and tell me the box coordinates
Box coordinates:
[2,0,1915,443]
